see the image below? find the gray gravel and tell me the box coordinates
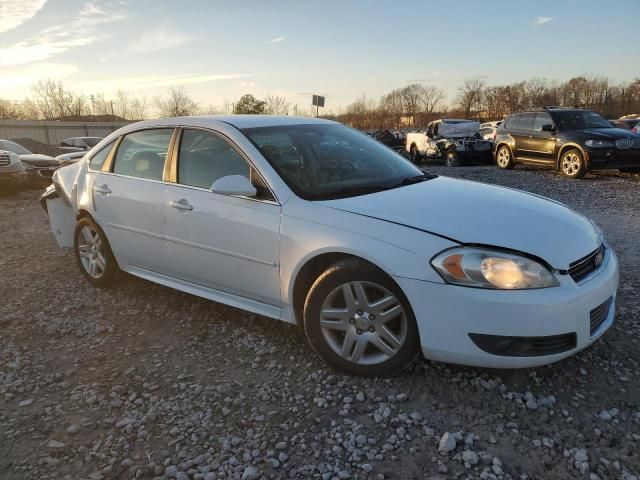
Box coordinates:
[1,164,639,479]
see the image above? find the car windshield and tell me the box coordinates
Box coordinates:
[242,123,430,200]
[0,140,31,155]
[554,111,612,130]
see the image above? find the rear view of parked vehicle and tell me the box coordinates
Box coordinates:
[405,119,492,166]
[494,108,640,178]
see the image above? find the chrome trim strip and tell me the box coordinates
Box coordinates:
[104,222,165,240]
[166,235,277,267]
[575,247,609,286]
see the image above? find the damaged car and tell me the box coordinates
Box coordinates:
[0,149,27,188]
[405,119,493,166]
[41,116,618,376]
[0,139,60,184]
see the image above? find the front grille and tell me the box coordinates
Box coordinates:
[590,297,612,336]
[633,138,640,149]
[0,152,10,167]
[469,332,577,357]
[569,245,605,283]
[616,139,632,150]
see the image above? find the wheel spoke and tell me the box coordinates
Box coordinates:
[350,337,368,363]
[378,304,403,323]
[341,284,357,310]
[340,328,358,358]
[95,253,106,272]
[369,295,396,315]
[379,326,403,349]
[81,227,93,244]
[370,335,397,357]
[352,282,369,308]
[89,259,97,277]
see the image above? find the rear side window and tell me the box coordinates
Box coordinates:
[502,116,515,129]
[533,113,553,132]
[88,142,114,171]
[112,129,173,180]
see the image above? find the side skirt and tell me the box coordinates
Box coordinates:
[124,265,283,321]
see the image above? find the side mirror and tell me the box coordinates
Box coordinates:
[541,124,555,132]
[211,175,257,197]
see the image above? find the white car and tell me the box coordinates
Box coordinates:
[41,116,619,376]
[0,150,27,186]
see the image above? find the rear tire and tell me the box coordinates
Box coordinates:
[74,216,119,287]
[445,150,460,167]
[559,149,586,179]
[303,259,420,377]
[496,145,514,169]
[409,145,420,164]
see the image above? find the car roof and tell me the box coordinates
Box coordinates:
[118,115,338,132]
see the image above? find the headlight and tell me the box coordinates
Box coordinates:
[431,247,559,289]
[585,139,614,148]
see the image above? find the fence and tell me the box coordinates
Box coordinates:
[0,120,132,145]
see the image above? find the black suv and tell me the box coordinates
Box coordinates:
[493,107,640,178]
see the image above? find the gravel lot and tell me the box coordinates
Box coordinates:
[1,165,639,480]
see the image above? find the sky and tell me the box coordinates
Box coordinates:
[1,0,639,113]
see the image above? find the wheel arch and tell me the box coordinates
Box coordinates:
[556,143,586,169]
[290,251,399,327]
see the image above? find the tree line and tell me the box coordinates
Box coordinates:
[331,76,640,131]
[0,80,293,121]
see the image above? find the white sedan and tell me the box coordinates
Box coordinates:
[41,116,619,376]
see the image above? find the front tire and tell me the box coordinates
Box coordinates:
[560,149,586,179]
[74,216,119,287]
[496,145,514,169]
[303,259,419,377]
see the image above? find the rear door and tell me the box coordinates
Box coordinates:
[90,128,175,273]
[164,128,282,306]
[511,113,535,157]
[526,113,557,163]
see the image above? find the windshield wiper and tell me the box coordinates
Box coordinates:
[398,173,437,185]
[311,184,395,200]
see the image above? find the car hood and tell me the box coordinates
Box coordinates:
[572,128,637,140]
[320,176,600,270]
[19,153,57,166]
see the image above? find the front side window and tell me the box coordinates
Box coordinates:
[242,123,426,200]
[177,129,273,200]
[88,141,114,170]
[112,129,173,180]
[533,113,553,132]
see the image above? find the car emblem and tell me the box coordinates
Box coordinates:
[595,250,604,267]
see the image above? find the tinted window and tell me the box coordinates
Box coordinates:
[243,123,424,200]
[112,129,173,180]
[502,116,515,129]
[533,113,553,132]
[85,138,102,147]
[88,142,114,171]
[513,114,535,131]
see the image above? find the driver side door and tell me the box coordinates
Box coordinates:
[164,128,282,306]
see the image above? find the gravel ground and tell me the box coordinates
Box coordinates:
[1,164,639,480]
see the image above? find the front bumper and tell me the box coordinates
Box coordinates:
[585,147,640,170]
[394,248,619,368]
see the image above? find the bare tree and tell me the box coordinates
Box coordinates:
[419,85,446,113]
[154,87,199,117]
[264,95,290,115]
[400,84,423,125]
[0,99,20,119]
[456,79,485,119]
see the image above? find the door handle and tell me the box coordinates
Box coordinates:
[94,184,111,195]
[169,199,193,212]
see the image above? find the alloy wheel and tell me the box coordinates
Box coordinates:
[497,147,510,167]
[562,153,582,176]
[77,226,106,279]
[319,281,408,365]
